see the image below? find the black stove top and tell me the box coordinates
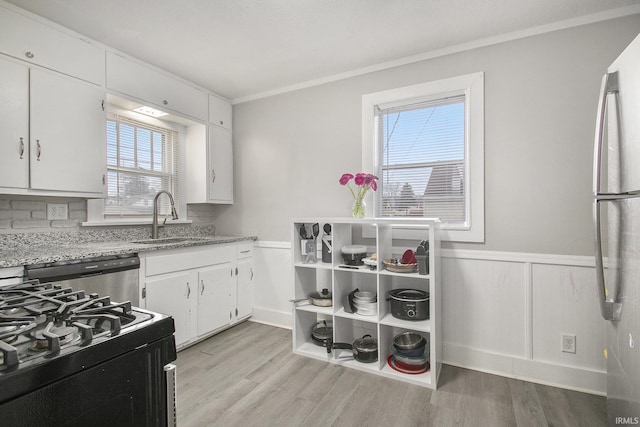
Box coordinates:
[0,281,152,372]
[0,280,176,407]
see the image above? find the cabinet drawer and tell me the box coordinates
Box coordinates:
[236,242,254,259]
[0,5,105,85]
[145,244,233,276]
[106,52,208,122]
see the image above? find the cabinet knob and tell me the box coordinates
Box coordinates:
[163,100,168,105]
[25,51,34,59]
[219,120,224,125]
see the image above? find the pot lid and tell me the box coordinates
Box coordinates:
[353,334,377,352]
[388,288,429,301]
[341,245,367,254]
[311,320,333,340]
[309,288,332,300]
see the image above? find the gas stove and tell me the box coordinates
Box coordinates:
[0,280,151,371]
[0,280,176,426]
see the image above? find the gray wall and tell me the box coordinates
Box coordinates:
[215,16,640,256]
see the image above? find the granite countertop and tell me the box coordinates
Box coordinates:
[0,225,257,268]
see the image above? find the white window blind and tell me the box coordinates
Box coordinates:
[377,95,465,223]
[105,114,180,217]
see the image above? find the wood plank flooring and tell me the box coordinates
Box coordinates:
[175,321,606,427]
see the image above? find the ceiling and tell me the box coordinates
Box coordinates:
[5,0,640,102]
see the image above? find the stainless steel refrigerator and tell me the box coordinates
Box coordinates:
[594,32,640,424]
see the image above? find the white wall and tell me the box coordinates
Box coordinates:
[224,16,640,393]
[217,15,640,255]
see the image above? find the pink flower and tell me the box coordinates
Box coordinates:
[371,179,377,191]
[339,173,354,185]
[354,173,365,186]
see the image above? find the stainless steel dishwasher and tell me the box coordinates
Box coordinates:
[26,254,141,306]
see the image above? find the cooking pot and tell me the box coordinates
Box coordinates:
[392,331,427,357]
[341,245,367,265]
[388,288,429,320]
[308,288,332,306]
[331,334,378,363]
[311,320,333,347]
[291,288,333,307]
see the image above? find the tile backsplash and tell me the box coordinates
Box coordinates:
[0,196,215,233]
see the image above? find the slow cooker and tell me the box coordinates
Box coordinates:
[388,288,429,320]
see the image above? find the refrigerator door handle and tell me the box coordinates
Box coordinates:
[593,71,623,321]
[593,199,622,321]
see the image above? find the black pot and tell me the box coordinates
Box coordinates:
[331,334,378,363]
[388,288,429,320]
[311,320,333,347]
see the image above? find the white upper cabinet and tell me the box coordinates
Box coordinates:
[209,94,232,130]
[29,68,106,194]
[0,5,105,85]
[185,124,233,204]
[106,52,208,122]
[0,57,29,189]
[208,125,233,203]
[0,56,106,196]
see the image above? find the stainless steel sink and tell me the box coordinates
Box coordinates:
[131,237,192,245]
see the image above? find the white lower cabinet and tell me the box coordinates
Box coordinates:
[141,242,254,349]
[196,263,233,336]
[145,270,196,347]
[292,218,441,389]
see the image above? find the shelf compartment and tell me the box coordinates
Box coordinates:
[379,312,431,332]
[295,304,333,316]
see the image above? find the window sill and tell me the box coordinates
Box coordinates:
[81,219,193,227]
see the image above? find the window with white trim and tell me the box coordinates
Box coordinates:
[105,113,180,217]
[362,72,484,242]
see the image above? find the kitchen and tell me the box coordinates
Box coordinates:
[0,0,639,425]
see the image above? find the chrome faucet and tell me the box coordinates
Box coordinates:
[152,190,179,239]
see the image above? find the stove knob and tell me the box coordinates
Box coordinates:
[407,309,415,317]
[89,293,100,299]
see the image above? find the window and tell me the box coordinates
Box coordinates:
[362,72,484,242]
[105,113,180,217]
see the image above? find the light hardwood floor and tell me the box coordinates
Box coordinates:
[175,321,606,427]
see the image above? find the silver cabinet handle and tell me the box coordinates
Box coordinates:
[19,137,24,159]
[200,279,204,295]
[186,282,191,298]
[36,140,41,161]
[593,71,624,321]
[163,100,168,105]
[212,169,216,183]
[250,267,254,281]
[25,51,34,59]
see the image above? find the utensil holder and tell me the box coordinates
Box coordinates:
[301,239,317,263]
[417,253,428,275]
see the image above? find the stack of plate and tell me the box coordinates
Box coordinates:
[352,291,377,316]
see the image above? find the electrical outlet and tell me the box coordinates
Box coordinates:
[562,333,576,354]
[47,203,68,220]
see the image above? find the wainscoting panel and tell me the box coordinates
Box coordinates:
[252,241,606,394]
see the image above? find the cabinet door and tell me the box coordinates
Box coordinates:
[236,258,254,319]
[197,263,233,336]
[106,52,207,122]
[0,57,29,189]
[145,271,197,347]
[208,125,233,203]
[0,5,105,85]
[209,95,232,130]
[29,68,106,195]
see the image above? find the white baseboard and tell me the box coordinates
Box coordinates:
[250,306,292,330]
[443,342,606,395]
